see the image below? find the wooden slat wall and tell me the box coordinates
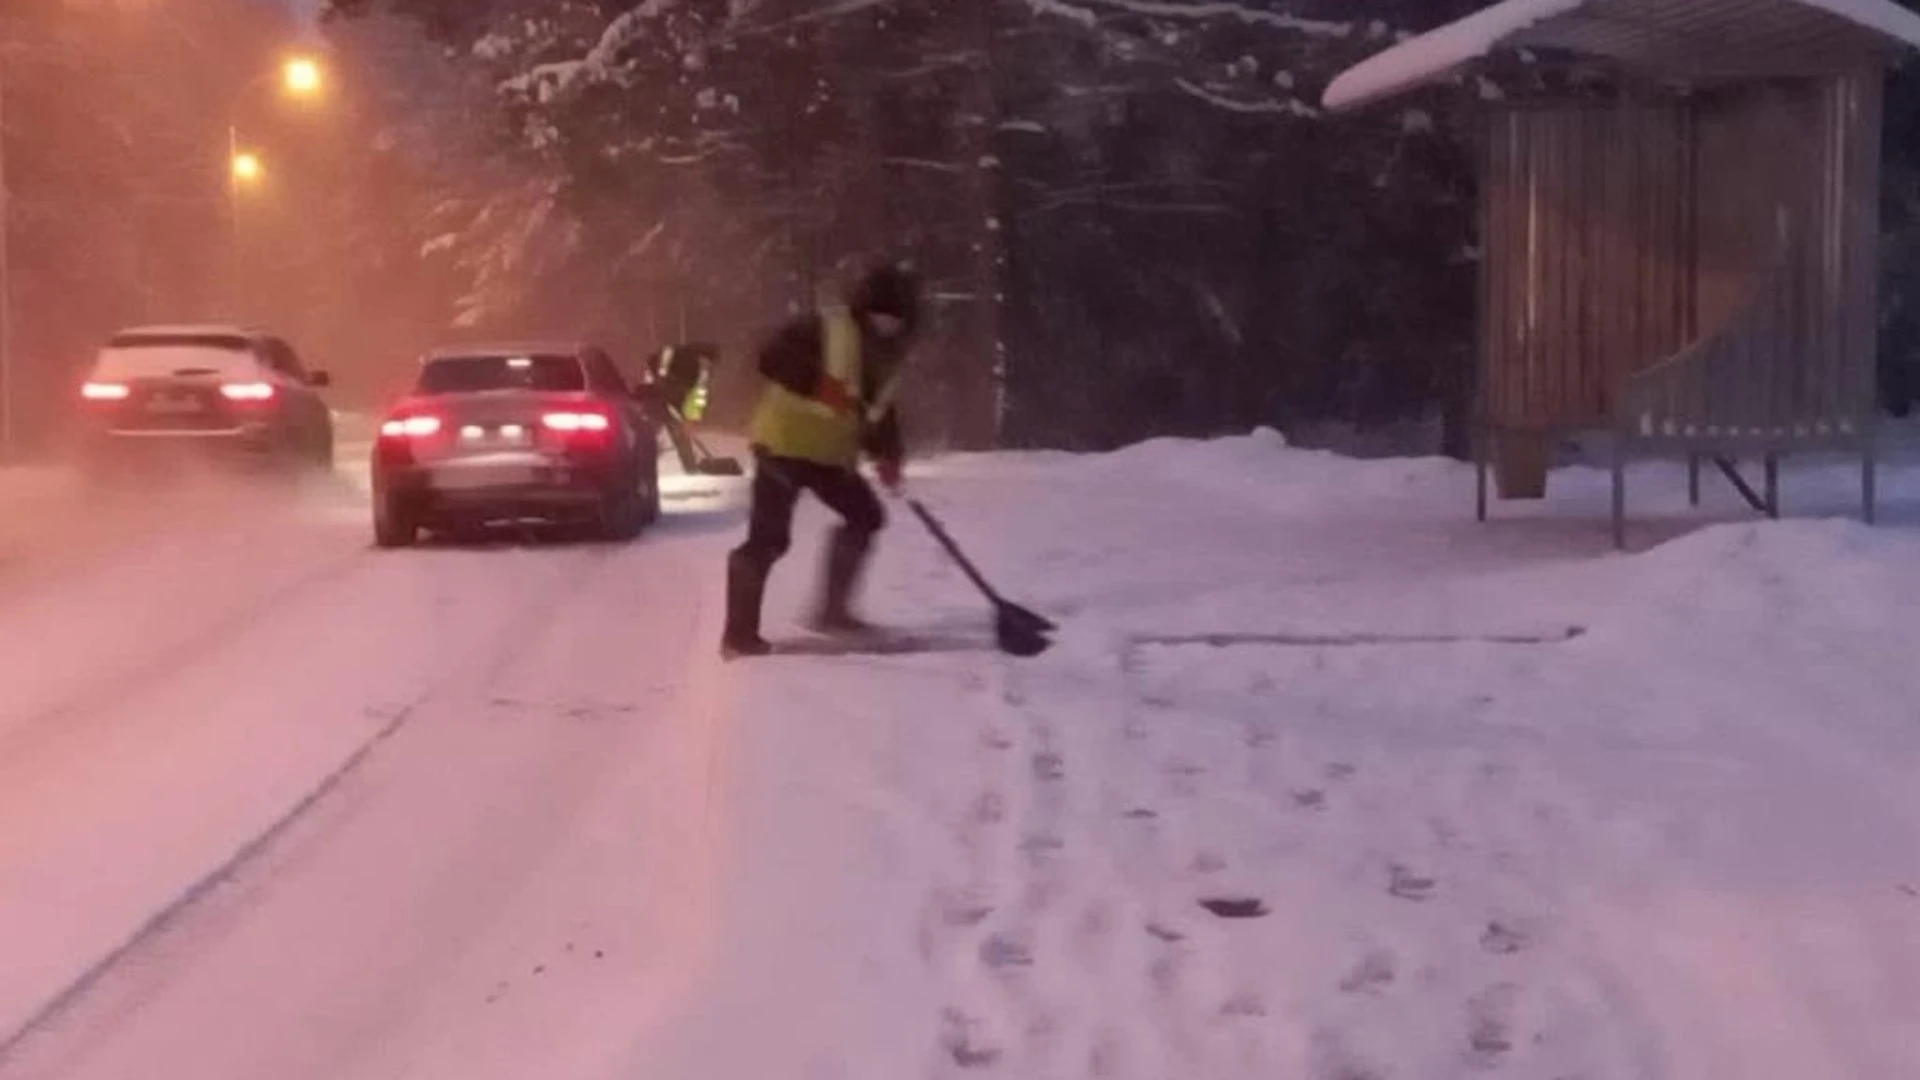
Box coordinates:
[1480,101,1693,429]
[1486,73,1881,441]
[1842,71,1882,423]
[1640,76,1869,435]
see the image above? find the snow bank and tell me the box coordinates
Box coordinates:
[694,428,1920,1080]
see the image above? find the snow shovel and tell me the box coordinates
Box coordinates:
[660,403,744,476]
[689,430,745,477]
[907,499,1056,658]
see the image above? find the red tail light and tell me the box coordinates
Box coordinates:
[82,382,130,401]
[221,381,275,402]
[541,411,610,433]
[380,415,442,439]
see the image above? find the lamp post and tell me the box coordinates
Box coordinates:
[226,54,324,315]
[0,61,13,461]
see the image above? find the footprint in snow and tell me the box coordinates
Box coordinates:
[1293,788,1328,811]
[940,1008,1002,1069]
[1309,1031,1385,1080]
[1088,1031,1121,1077]
[1190,849,1228,874]
[1031,751,1065,782]
[1480,920,1532,955]
[1222,991,1267,1018]
[1388,863,1437,902]
[1467,983,1521,1063]
[1164,760,1206,796]
[1199,896,1269,919]
[1021,832,1064,854]
[939,886,996,928]
[1338,949,1396,994]
[980,934,1034,969]
[1325,762,1357,782]
[1072,903,1117,965]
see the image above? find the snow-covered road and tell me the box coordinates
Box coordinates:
[1,431,1918,1080]
[0,460,742,1080]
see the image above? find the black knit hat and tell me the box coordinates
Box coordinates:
[851,263,921,329]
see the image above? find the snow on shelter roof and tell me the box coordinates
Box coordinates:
[1322,0,1920,112]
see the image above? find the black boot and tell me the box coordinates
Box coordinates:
[809,528,878,636]
[722,551,773,659]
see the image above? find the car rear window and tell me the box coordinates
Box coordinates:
[92,334,262,381]
[416,355,586,394]
[107,332,251,351]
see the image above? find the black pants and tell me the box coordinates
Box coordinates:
[733,451,885,570]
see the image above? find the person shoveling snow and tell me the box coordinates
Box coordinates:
[721,262,920,659]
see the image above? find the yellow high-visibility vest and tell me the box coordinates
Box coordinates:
[750,307,894,466]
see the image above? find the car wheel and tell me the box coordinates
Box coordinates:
[638,451,662,527]
[599,474,644,542]
[311,425,335,471]
[373,492,418,548]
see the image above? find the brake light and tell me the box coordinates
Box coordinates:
[221,382,275,401]
[82,382,130,401]
[380,415,442,438]
[541,411,610,433]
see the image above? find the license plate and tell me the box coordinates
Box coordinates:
[431,463,545,491]
[146,394,205,415]
[458,426,531,446]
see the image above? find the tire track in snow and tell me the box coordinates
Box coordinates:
[0,702,417,1064]
[0,544,371,771]
[0,540,626,1068]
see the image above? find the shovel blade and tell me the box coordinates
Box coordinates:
[697,457,746,477]
[994,600,1056,658]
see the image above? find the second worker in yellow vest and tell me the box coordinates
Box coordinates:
[723,263,920,659]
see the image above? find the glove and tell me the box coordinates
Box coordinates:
[815,377,855,414]
[876,458,903,492]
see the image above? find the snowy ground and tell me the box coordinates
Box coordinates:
[1,428,1917,1079]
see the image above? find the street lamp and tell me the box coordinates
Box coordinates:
[282,56,323,97]
[0,62,13,460]
[227,53,326,188]
[226,52,327,312]
[230,150,264,185]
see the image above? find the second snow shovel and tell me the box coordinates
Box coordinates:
[907,499,1056,658]
[690,432,745,477]
[660,403,745,476]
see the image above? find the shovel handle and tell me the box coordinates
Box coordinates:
[907,499,1002,604]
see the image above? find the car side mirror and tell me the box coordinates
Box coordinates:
[308,371,332,388]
